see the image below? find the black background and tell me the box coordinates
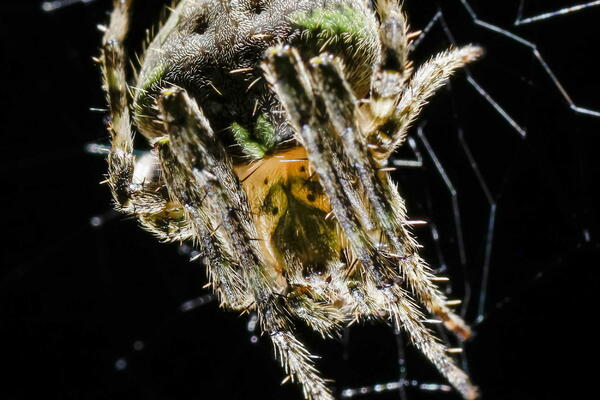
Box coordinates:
[2,1,599,400]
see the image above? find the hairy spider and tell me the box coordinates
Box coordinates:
[99,0,482,399]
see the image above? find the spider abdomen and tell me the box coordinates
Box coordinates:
[236,147,342,291]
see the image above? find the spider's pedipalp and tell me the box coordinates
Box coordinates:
[263,46,387,322]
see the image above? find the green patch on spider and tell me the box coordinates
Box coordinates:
[291,4,370,42]
[230,114,278,159]
[290,4,380,96]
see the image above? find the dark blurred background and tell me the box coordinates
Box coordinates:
[1,1,599,399]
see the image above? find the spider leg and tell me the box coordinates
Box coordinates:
[379,45,483,159]
[100,0,134,207]
[99,0,193,242]
[262,46,413,306]
[310,54,473,341]
[270,330,334,400]
[156,87,334,400]
[381,285,478,400]
[263,47,478,400]
[155,142,249,308]
[262,46,395,296]
[369,0,412,124]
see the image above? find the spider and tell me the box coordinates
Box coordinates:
[98,0,482,399]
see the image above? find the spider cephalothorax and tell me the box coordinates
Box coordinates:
[99,1,482,399]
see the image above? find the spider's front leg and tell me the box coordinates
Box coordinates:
[155,88,334,400]
[380,45,483,159]
[263,46,478,400]
[368,0,412,128]
[100,0,134,209]
[366,0,482,159]
[100,0,192,242]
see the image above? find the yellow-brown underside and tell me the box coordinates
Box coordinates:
[233,147,334,278]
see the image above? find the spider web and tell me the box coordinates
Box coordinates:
[2,1,597,400]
